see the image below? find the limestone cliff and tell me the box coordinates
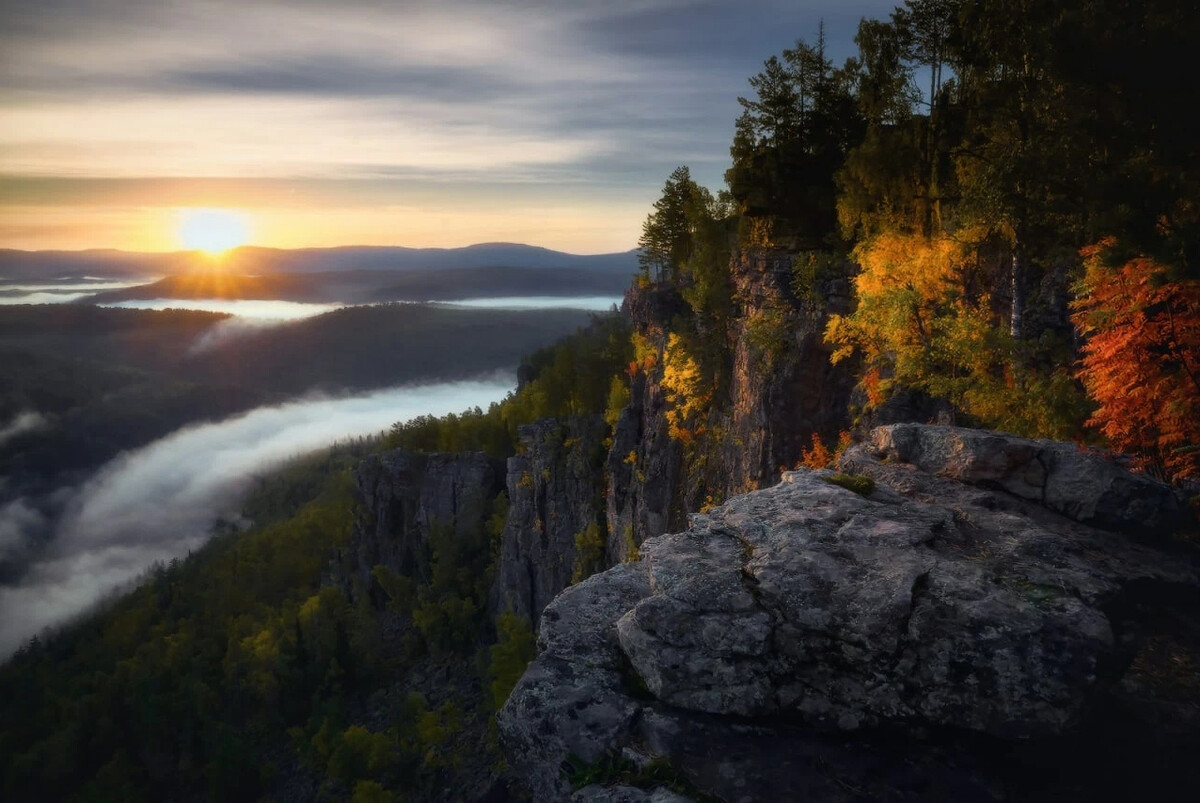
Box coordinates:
[500,425,1199,802]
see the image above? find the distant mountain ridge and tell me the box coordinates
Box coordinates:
[85,265,632,304]
[0,243,640,281]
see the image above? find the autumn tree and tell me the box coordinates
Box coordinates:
[1073,242,1200,483]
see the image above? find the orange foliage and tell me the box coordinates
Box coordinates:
[1073,242,1200,482]
[797,432,833,469]
[796,430,856,471]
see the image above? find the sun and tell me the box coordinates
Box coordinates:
[177,208,251,254]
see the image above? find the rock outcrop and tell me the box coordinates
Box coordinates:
[606,248,859,561]
[350,449,503,580]
[500,425,1199,801]
[606,371,685,564]
[720,247,856,495]
[492,417,609,625]
[865,423,1182,533]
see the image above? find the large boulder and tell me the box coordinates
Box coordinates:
[499,426,1199,801]
[866,424,1182,533]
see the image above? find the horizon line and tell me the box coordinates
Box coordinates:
[0,241,641,258]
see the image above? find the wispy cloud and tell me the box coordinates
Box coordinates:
[0,0,899,251]
[0,411,48,444]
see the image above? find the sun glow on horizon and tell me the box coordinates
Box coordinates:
[177,208,251,254]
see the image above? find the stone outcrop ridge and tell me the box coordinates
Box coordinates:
[720,247,856,495]
[351,449,503,579]
[491,416,609,625]
[499,425,1198,801]
[866,424,1181,533]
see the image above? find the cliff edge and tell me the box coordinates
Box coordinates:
[499,424,1199,801]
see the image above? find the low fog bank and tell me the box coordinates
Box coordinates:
[0,279,153,305]
[434,295,622,311]
[0,376,515,657]
[100,297,347,319]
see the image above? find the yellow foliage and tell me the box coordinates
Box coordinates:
[630,330,658,372]
[661,333,711,441]
[852,230,966,302]
[826,230,1086,439]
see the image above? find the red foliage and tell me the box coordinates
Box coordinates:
[1073,243,1200,482]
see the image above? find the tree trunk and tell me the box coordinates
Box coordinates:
[1010,243,1025,340]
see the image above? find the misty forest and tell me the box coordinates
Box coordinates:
[2,1,1199,802]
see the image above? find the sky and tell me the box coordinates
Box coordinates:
[1,0,898,254]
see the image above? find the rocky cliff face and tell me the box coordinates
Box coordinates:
[491,417,610,625]
[348,449,504,582]
[500,425,1199,801]
[605,371,685,564]
[607,246,858,560]
[720,248,856,495]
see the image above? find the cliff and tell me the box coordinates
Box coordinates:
[720,247,856,494]
[607,244,858,558]
[499,425,1199,801]
[492,417,610,624]
[348,449,504,583]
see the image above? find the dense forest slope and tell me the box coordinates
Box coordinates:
[3,1,1199,801]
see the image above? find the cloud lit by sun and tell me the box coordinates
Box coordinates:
[177,209,251,254]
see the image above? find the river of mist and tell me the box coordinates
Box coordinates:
[0,376,515,657]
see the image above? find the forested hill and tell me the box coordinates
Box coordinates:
[0,243,639,282]
[2,1,1198,802]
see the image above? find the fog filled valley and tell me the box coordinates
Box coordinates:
[0,246,629,655]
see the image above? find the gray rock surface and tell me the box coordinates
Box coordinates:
[572,786,693,803]
[867,423,1181,533]
[491,416,609,624]
[500,425,1200,801]
[351,449,502,579]
[721,247,856,497]
[606,371,685,563]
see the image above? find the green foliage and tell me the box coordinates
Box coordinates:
[385,314,632,458]
[639,166,706,281]
[0,463,360,801]
[604,374,631,430]
[327,725,394,784]
[571,522,607,584]
[353,780,398,803]
[564,750,720,802]
[822,473,876,497]
[791,250,844,307]
[371,564,416,612]
[743,305,791,371]
[411,522,491,655]
[488,612,537,710]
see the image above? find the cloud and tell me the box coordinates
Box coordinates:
[0,376,515,657]
[0,411,48,444]
[0,0,901,251]
[0,498,44,559]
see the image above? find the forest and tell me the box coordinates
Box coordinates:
[0,316,631,801]
[639,0,1198,486]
